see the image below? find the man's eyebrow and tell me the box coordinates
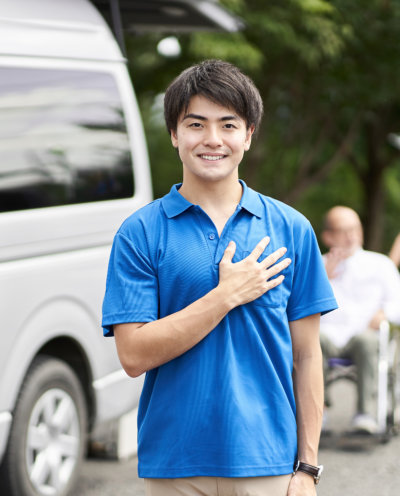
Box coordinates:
[182,113,240,122]
[220,115,240,121]
[182,113,206,121]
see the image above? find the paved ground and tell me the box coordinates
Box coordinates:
[71,380,400,496]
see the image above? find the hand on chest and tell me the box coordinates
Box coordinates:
[157,212,291,310]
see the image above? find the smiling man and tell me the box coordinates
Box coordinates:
[102,60,337,496]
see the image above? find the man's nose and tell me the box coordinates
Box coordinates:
[203,127,223,147]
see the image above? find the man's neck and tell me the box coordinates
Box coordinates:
[178,177,243,235]
[179,176,242,209]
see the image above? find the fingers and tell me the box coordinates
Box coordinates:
[266,257,291,278]
[260,247,291,283]
[265,274,285,290]
[260,246,288,269]
[248,236,270,260]
[223,238,291,276]
[221,241,236,263]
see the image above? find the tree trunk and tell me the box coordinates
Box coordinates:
[362,121,386,252]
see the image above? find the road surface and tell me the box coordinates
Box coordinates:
[71,380,400,496]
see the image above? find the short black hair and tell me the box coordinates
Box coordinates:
[164,59,263,134]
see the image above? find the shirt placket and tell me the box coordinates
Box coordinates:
[193,205,242,267]
[200,216,219,264]
[214,206,242,265]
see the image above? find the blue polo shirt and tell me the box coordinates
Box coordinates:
[102,180,337,478]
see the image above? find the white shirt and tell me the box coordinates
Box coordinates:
[320,248,400,347]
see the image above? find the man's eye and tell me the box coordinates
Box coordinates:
[224,123,236,129]
[189,122,202,128]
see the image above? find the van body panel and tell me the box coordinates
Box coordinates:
[94,371,145,423]
[0,0,123,61]
[0,57,152,263]
[0,247,141,419]
[0,0,152,476]
[0,413,11,461]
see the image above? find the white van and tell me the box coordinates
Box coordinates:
[0,0,152,495]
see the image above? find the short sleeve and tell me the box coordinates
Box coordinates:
[102,231,159,337]
[286,221,337,321]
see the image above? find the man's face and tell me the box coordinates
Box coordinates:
[323,209,363,256]
[170,95,254,184]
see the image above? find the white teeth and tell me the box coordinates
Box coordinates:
[200,155,224,161]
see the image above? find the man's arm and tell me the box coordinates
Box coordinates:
[114,237,291,377]
[287,313,323,497]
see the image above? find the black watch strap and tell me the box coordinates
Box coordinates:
[293,460,323,484]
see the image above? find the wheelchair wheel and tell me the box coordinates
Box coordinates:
[388,329,400,435]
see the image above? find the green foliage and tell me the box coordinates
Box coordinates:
[126,0,400,251]
[385,159,400,252]
[139,94,182,199]
[243,0,347,67]
[188,32,263,70]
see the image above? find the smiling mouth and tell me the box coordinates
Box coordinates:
[199,154,226,161]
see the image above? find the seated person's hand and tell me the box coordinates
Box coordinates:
[368,309,385,330]
[324,247,351,279]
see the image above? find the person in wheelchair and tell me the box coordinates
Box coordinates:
[319,206,400,434]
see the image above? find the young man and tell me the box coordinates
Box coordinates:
[320,206,400,433]
[102,60,337,496]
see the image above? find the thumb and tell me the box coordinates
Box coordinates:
[221,241,236,263]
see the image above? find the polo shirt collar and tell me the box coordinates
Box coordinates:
[162,180,263,219]
[162,184,193,218]
[238,180,263,218]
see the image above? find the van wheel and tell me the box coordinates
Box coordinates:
[0,355,87,495]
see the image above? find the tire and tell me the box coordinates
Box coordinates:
[0,355,88,495]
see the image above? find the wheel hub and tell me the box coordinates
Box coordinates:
[25,388,80,495]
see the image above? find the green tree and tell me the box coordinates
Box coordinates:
[125,0,400,251]
[329,1,400,250]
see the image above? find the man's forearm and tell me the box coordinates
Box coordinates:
[288,314,323,496]
[293,347,324,465]
[115,284,234,377]
[114,237,290,378]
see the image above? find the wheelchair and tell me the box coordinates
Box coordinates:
[326,320,400,441]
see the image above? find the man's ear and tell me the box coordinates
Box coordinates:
[171,129,179,149]
[244,125,255,151]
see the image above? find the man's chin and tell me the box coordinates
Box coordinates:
[331,245,360,259]
[343,245,361,258]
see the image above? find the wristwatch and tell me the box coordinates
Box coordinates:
[293,460,324,484]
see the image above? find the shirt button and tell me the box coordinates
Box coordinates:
[208,233,216,240]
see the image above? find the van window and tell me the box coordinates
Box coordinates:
[0,67,134,212]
